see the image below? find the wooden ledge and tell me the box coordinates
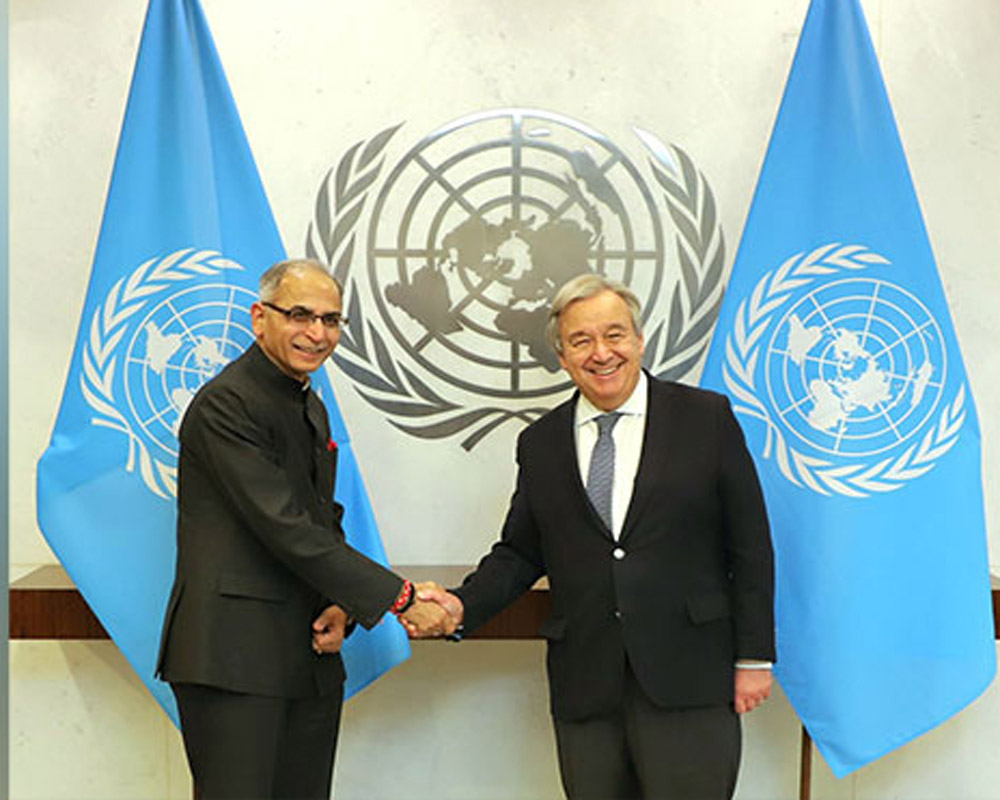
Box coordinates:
[992,573,1000,640]
[10,566,1000,641]
[9,565,550,641]
[10,566,110,639]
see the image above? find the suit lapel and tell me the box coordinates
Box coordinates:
[619,378,674,543]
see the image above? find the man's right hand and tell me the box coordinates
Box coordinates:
[398,582,464,639]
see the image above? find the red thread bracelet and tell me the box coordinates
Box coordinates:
[390,580,414,614]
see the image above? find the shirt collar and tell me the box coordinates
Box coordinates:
[574,371,648,428]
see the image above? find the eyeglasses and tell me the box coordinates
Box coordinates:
[262,301,347,329]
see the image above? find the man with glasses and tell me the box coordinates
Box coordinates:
[157,258,450,799]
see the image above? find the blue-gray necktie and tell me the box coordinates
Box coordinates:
[586,412,622,530]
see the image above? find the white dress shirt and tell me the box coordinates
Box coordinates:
[573,372,648,540]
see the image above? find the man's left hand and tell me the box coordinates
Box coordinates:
[312,604,349,655]
[734,668,772,714]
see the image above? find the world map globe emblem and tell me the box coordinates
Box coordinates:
[123,283,257,458]
[364,109,667,399]
[310,111,723,448]
[765,277,946,458]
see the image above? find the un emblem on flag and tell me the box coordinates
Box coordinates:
[81,249,251,498]
[306,109,725,449]
[768,278,944,457]
[723,243,967,497]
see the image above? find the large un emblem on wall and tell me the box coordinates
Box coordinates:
[306,109,725,448]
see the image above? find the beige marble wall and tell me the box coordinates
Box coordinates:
[12,639,1000,799]
[10,0,1000,797]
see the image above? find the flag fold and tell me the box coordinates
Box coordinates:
[701,0,995,776]
[36,0,408,723]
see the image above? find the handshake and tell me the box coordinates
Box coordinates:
[397,582,464,639]
[310,582,463,655]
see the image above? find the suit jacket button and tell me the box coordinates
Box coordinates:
[612,547,625,560]
[614,610,622,620]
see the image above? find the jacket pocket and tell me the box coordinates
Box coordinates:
[538,616,568,641]
[217,572,291,603]
[686,592,732,624]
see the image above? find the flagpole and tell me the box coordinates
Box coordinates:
[799,725,813,800]
[0,0,10,792]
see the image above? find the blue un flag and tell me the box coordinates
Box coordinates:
[36,0,409,722]
[701,0,995,777]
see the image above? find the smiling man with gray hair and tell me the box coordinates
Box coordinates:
[418,272,775,799]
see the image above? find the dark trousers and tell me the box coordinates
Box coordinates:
[553,664,741,800]
[172,682,343,800]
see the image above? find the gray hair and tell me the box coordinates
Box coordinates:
[259,258,342,302]
[545,273,643,354]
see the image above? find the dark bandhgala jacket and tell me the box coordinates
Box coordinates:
[157,343,402,698]
[455,376,775,722]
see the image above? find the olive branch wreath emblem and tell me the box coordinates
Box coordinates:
[80,248,243,499]
[722,242,965,497]
[306,124,725,449]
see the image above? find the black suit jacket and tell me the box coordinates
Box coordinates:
[455,375,775,721]
[156,344,402,698]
